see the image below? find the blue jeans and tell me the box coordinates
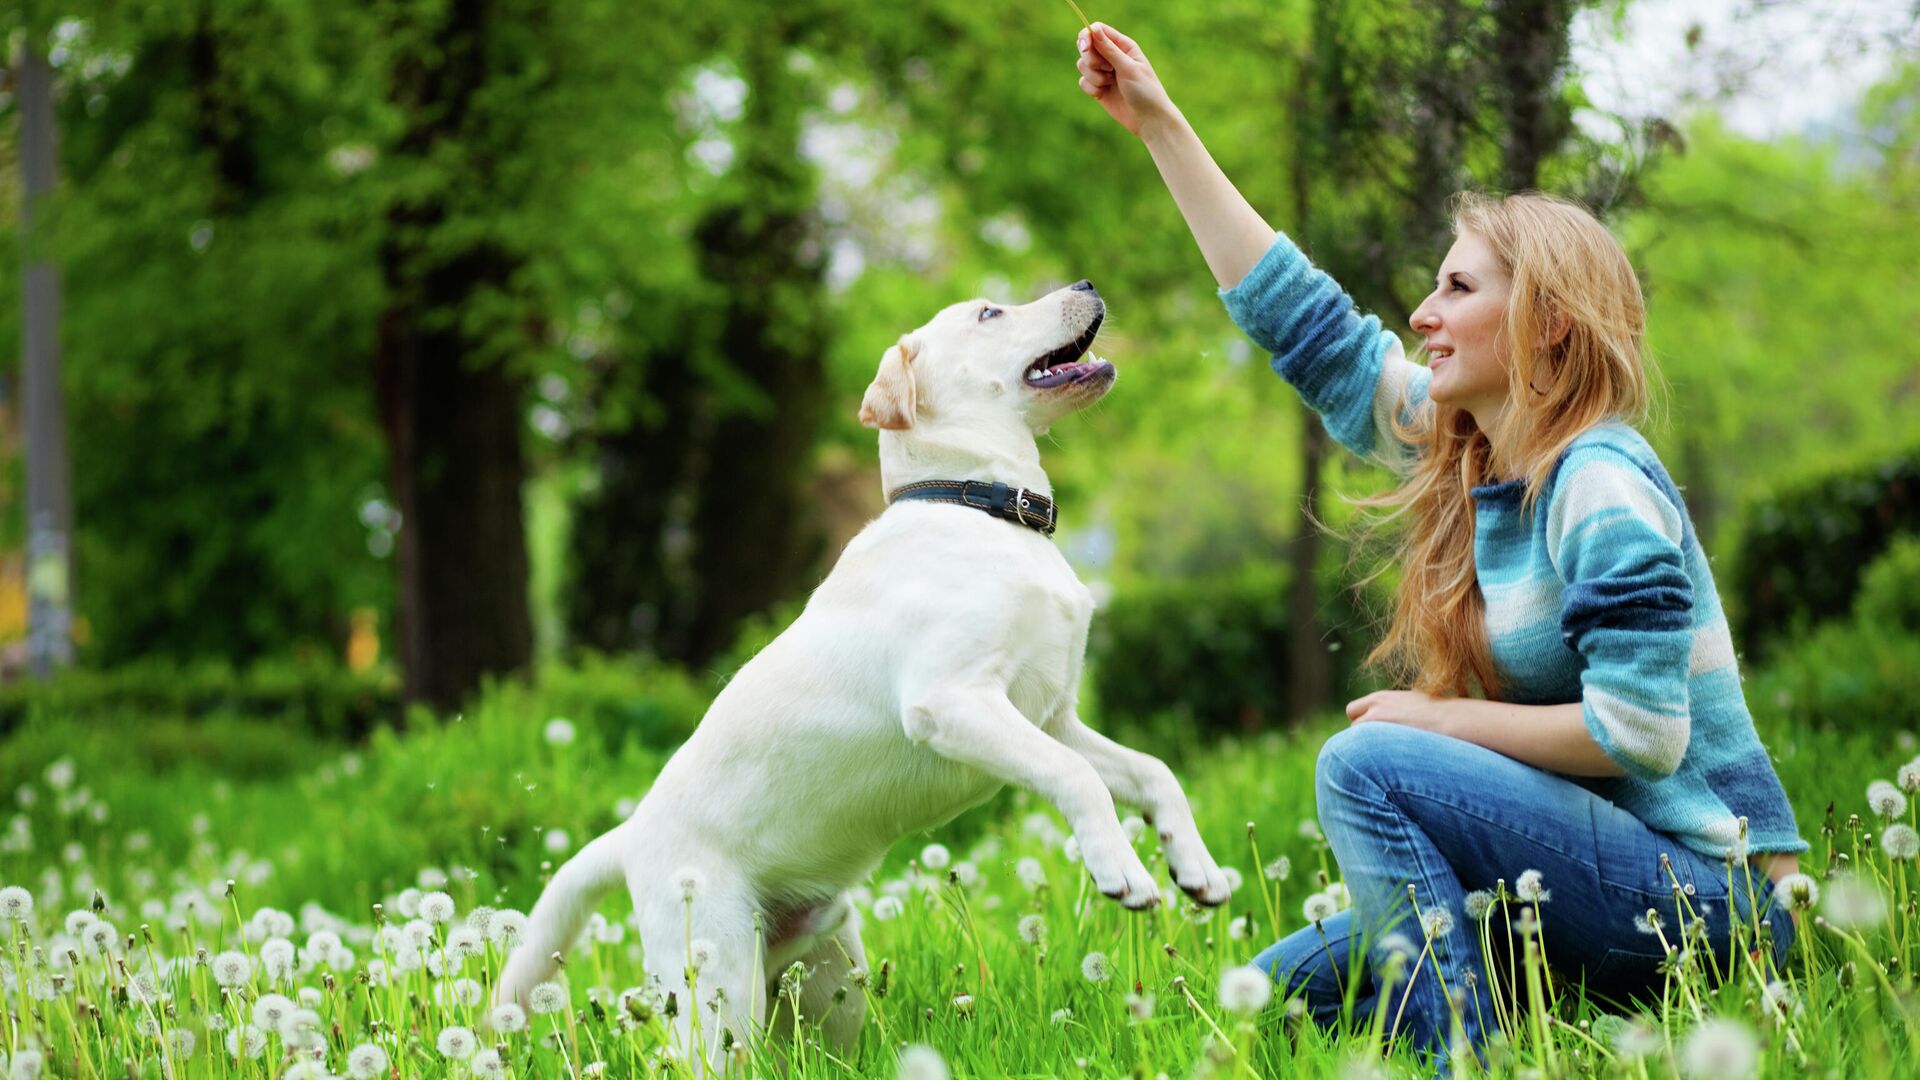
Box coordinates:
[1253,724,1795,1066]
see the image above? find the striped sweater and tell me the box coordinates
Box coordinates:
[1220,231,1805,857]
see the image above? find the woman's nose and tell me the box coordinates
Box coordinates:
[1409,304,1439,333]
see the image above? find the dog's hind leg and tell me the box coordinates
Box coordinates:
[764,897,868,1054]
[632,866,765,1073]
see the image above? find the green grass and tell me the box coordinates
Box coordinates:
[2,668,1918,1078]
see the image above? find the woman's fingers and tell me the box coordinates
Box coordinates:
[1093,21,1145,58]
[1076,53,1113,80]
[1086,26,1138,70]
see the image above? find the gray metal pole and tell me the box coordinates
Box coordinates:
[19,40,75,676]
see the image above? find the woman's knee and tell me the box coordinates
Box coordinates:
[1316,723,1432,803]
[1253,911,1355,997]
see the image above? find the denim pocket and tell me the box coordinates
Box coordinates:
[1589,945,1667,1001]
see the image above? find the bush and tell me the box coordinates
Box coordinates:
[1744,616,1920,734]
[1728,445,1920,662]
[1854,535,1920,635]
[1088,562,1380,736]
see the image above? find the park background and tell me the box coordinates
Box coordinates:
[1,0,1919,1077]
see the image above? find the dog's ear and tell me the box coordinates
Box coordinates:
[858,334,919,430]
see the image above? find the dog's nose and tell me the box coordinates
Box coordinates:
[1070,279,1098,294]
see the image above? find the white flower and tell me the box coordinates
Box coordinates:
[166,1028,196,1057]
[896,1044,950,1080]
[1017,914,1048,947]
[1120,816,1146,842]
[259,937,296,981]
[1775,873,1820,912]
[920,843,951,871]
[1868,780,1907,820]
[1229,915,1251,940]
[544,718,577,746]
[472,1048,506,1080]
[1126,991,1156,1022]
[673,866,707,902]
[1222,866,1244,892]
[45,758,75,790]
[529,980,569,1014]
[1882,823,1920,861]
[1217,965,1273,1016]
[1263,856,1292,882]
[1822,874,1889,930]
[1298,819,1323,842]
[419,891,456,924]
[1679,1017,1759,1080]
[688,937,719,973]
[1062,836,1082,863]
[1515,869,1550,903]
[252,993,295,1031]
[488,909,529,947]
[1611,1017,1662,1060]
[347,1043,390,1079]
[63,909,95,936]
[1421,906,1455,939]
[1898,760,1920,794]
[871,896,904,921]
[952,861,981,888]
[544,828,572,854]
[0,886,32,922]
[490,1002,528,1033]
[1464,890,1494,920]
[403,918,436,950]
[82,920,119,957]
[1016,857,1047,890]
[1376,933,1417,969]
[437,1025,478,1060]
[7,1049,43,1080]
[447,925,485,960]
[1050,1007,1073,1025]
[211,950,252,987]
[1761,979,1799,1025]
[225,1026,267,1061]
[1080,951,1112,983]
[280,1008,325,1051]
[951,991,974,1014]
[1302,892,1339,923]
[395,888,423,918]
[1323,881,1350,909]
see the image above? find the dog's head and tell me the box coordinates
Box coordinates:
[858,280,1113,435]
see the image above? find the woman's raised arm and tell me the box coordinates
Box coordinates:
[1077,23,1275,290]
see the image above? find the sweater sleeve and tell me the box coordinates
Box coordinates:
[1546,446,1695,779]
[1217,233,1431,475]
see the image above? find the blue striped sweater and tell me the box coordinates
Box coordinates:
[1220,232,1805,857]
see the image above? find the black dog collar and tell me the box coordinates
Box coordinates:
[887,480,1058,537]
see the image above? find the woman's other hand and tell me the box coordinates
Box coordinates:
[1346,690,1456,735]
[1076,22,1176,139]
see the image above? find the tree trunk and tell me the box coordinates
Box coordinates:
[1492,0,1575,192]
[377,0,533,710]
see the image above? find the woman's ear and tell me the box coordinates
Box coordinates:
[858,334,920,430]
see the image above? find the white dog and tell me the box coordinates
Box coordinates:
[495,280,1231,1063]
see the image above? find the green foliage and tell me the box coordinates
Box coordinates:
[1089,561,1383,735]
[1727,443,1920,662]
[1854,535,1920,635]
[1743,619,1920,737]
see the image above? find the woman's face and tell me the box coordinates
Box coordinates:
[1409,230,1511,427]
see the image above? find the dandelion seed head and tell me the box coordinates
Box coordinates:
[1221,866,1244,892]
[950,991,973,1014]
[1421,906,1455,939]
[544,718,577,747]
[897,1044,950,1080]
[63,909,94,937]
[259,937,296,980]
[1017,913,1048,946]
[211,950,252,988]
[471,1048,506,1080]
[1125,991,1156,1022]
[1263,856,1291,882]
[1323,881,1350,908]
[1464,890,1494,920]
[1376,932,1417,969]
[1217,965,1273,1016]
[673,866,707,902]
[252,993,295,1030]
[280,1008,325,1051]
[419,890,456,924]
[529,980,569,1014]
[1298,819,1323,842]
[1679,1017,1759,1080]
[1868,780,1907,820]
[0,886,32,922]
[1062,835,1082,863]
[1080,950,1113,983]
[488,909,529,947]
[1882,823,1920,860]
[1775,873,1820,912]
[1016,857,1046,890]
[1897,760,1920,794]
[1050,1007,1073,1025]
[490,1001,528,1032]
[872,895,904,921]
[347,1043,391,1080]
[225,1026,267,1060]
[81,920,118,957]
[167,1028,196,1057]
[1822,873,1889,930]
[919,843,951,871]
[436,1025,478,1060]
[1302,891,1339,923]
[689,937,718,972]
[1229,914,1250,940]
[1515,869,1550,903]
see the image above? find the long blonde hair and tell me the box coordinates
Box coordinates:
[1346,191,1663,700]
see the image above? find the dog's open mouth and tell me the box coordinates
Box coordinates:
[1022,312,1114,389]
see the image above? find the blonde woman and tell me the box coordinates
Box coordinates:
[1076,22,1805,1064]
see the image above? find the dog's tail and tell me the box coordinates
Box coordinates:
[494,824,627,1009]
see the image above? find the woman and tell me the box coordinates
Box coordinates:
[1074,21,1806,1064]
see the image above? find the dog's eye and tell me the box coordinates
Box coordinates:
[978,306,1002,322]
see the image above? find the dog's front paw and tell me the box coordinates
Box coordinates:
[1173,860,1233,907]
[1084,836,1161,910]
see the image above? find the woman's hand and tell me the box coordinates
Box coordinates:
[1076,23,1177,139]
[1345,690,1458,735]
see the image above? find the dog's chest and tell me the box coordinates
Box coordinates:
[1006,575,1094,726]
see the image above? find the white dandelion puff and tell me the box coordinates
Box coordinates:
[167,1028,196,1057]
[1263,856,1291,882]
[0,886,32,922]
[1514,869,1550,903]
[1679,1017,1759,1080]
[1120,816,1146,842]
[1016,857,1047,890]
[489,909,529,947]
[1775,873,1820,912]
[1229,915,1251,940]
[544,718,577,746]
[225,1026,267,1061]
[1376,933,1417,969]
[472,1048,506,1080]
[529,980,569,1014]
[1421,906,1455,939]
[1464,890,1494,920]
[446,925,485,960]
[1080,951,1113,983]
[1298,819,1323,842]
[280,1008,325,1051]
[1868,780,1907,820]
[1217,965,1273,1016]
[1323,881,1350,909]
[419,891,456,924]
[347,1043,390,1080]
[211,950,252,988]
[1882,823,1920,861]
[489,1002,528,1033]
[252,993,295,1031]
[896,1044,950,1080]
[437,1025,478,1060]
[872,895,904,921]
[1822,874,1889,930]
[673,867,707,902]
[259,937,296,981]
[919,843,951,871]
[1050,1007,1073,1025]
[1017,914,1048,947]
[63,908,95,937]
[81,920,119,958]
[1126,991,1156,1022]
[1898,760,1920,794]
[689,938,719,972]
[1303,892,1339,923]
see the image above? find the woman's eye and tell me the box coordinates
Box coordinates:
[978,307,1002,322]
[1449,279,1468,293]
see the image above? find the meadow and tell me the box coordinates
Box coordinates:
[2,664,1917,1079]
